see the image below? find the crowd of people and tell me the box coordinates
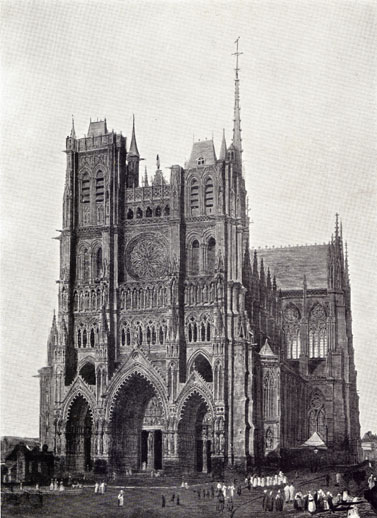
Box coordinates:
[94,481,107,494]
[49,479,65,492]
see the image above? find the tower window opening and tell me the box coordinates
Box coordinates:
[201,323,206,342]
[191,240,200,275]
[83,329,87,348]
[164,205,170,216]
[205,178,214,214]
[155,206,161,217]
[190,179,199,215]
[90,328,95,348]
[121,328,126,346]
[197,157,205,166]
[77,329,81,348]
[127,208,134,220]
[136,207,143,218]
[96,172,104,202]
[96,248,102,278]
[207,237,216,272]
[81,174,90,203]
[127,327,131,346]
[146,206,152,217]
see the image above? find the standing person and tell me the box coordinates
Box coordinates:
[262,489,268,511]
[326,473,331,487]
[289,483,295,502]
[275,490,284,512]
[176,494,180,505]
[53,479,58,491]
[219,491,224,513]
[161,495,165,507]
[211,485,215,498]
[294,492,303,511]
[308,492,316,515]
[335,472,341,486]
[117,490,124,507]
[100,481,105,494]
[266,490,274,512]
[59,481,65,492]
[284,483,290,504]
[49,479,54,491]
[94,482,99,494]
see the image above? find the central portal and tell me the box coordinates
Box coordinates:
[110,374,165,473]
[140,429,162,470]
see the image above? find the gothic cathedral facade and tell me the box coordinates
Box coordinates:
[39,64,360,475]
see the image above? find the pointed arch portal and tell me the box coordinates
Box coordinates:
[178,392,213,473]
[110,374,165,473]
[65,395,93,472]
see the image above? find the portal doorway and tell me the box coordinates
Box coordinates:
[178,393,213,473]
[110,374,165,473]
[65,395,93,472]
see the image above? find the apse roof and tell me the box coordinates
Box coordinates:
[257,244,328,291]
[187,140,217,169]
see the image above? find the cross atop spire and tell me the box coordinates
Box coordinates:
[233,36,243,80]
[232,37,243,158]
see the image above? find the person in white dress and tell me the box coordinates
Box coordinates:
[308,493,316,515]
[59,481,65,492]
[54,479,58,491]
[284,484,290,503]
[100,481,105,494]
[49,480,54,491]
[289,483,295,502]
[118,490,124,507]
[94,482,99,494]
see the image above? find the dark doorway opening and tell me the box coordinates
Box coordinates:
[206,440,212,473]
[154,430,162,470]
[141,431,148,467]
[196,439,203,472]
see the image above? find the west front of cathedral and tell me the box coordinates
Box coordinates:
[39,63,361,476]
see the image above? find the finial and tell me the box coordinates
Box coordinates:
[143,166,149,187]
[70,115,76,139]
[335,213,339,238]
[219,128,227,160]
[156,154,160,170]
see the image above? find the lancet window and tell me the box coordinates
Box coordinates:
[283,305,301,359]
[263,370,277,420]
[308,391,326,440]
[205,177,214,214]
[309,304,328,358]
[190,178,199,215]
[95,171,104,202]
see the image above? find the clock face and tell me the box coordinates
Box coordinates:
[126,234,169,280]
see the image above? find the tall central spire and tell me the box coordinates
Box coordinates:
[232,37,243,157]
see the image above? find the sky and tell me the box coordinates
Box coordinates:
[1,0,376,438]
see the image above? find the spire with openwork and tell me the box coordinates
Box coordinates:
[232,37,243,162]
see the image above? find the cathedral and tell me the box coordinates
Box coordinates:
[39,56,361,476]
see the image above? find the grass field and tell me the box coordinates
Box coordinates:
[2,471,376,518]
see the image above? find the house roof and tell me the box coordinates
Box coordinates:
[187,140,217,169]
[257,244,328,291]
